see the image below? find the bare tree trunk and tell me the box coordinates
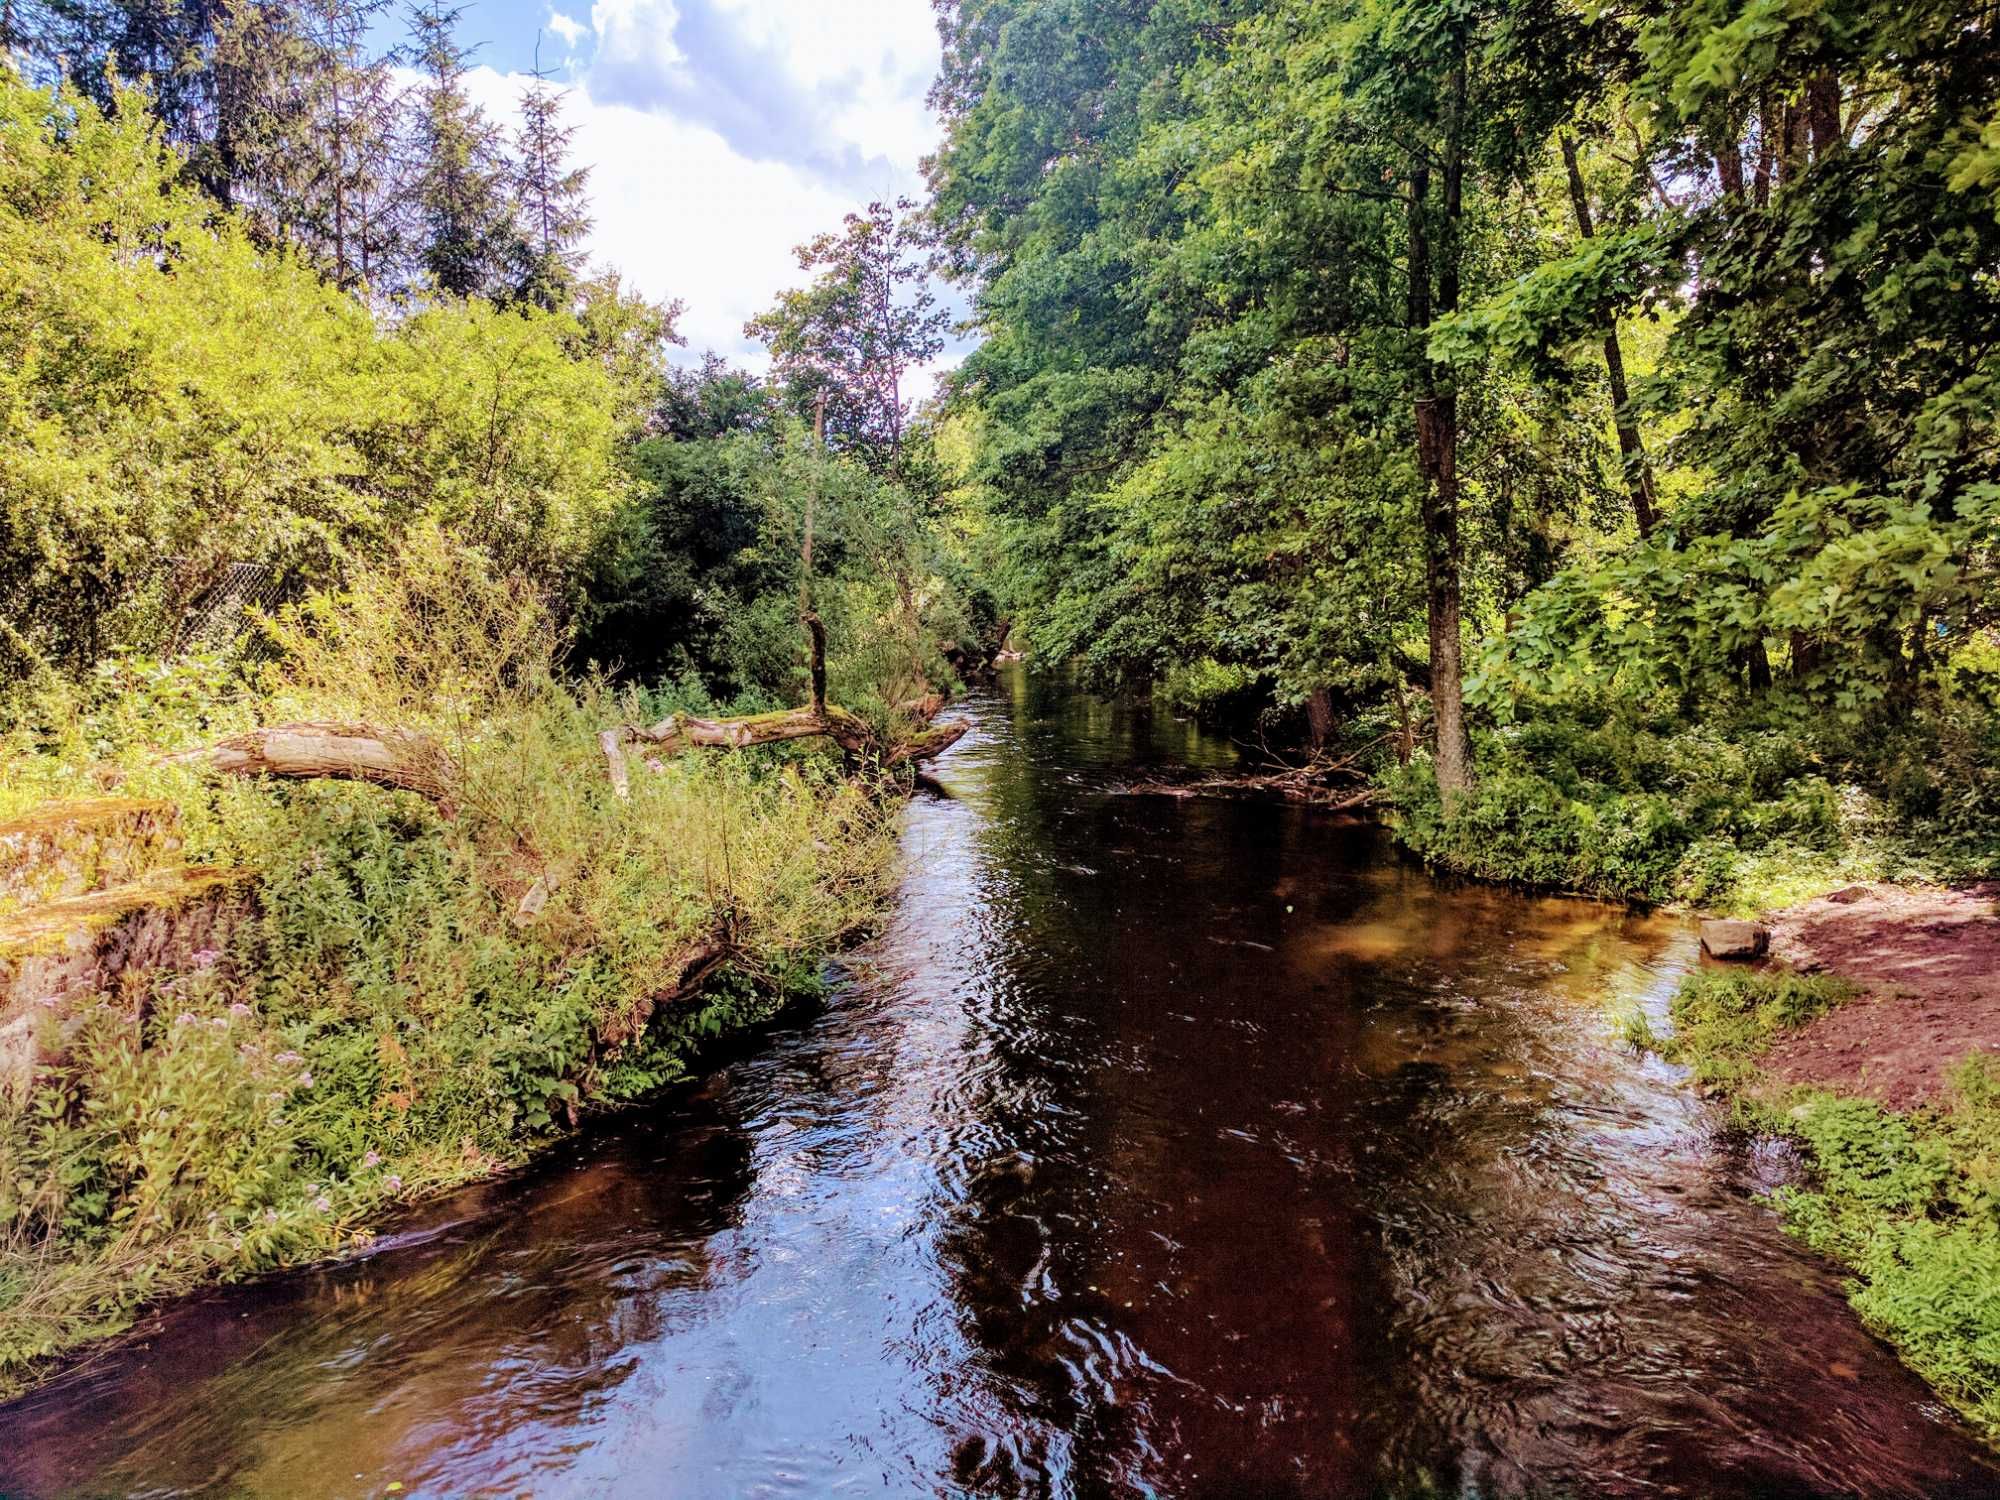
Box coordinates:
[1561,134,1659,538]
[1754,91,1776,206]
[1779,98,1808,183]
[1306,686,1337,752]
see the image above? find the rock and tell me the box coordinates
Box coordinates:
[1824,885,1872,905]
[1700,918,1770,960]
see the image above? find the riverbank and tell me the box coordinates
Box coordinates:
[0,548,929,1400]
[1653,881,2000,1443]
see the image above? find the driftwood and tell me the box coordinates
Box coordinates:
[1112,746,1378,810]
[1117,775,1377,810]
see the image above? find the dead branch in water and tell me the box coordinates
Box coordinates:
[595,701,968,798]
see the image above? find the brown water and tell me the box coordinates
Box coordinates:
[2,668,1995,1499]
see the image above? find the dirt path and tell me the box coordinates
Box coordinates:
[1755,881,2000,1110]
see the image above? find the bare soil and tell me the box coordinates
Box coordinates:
[1756,881,2000,1110]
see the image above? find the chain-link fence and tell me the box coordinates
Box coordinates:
[170,560,296,654]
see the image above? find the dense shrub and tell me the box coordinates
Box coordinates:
[0,73,664,680]
[1386,676,2000,908]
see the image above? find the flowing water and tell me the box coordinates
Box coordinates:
[2,669,1995,1499]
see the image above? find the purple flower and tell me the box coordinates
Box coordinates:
[209,1016,230,1031]
[313,1195,332,1213]
[191,948,221,970]
[274,1051,302,1066]
[229,1002,253,1018]
[174,1011,197,1027]
[361,1151,382,1169]
[384,1175,403,1192]
[296,1071,313,1088]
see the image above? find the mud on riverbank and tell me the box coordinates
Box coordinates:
[1758,881,2000,1109]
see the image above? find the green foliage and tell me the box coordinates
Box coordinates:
[1662,968,1857,1088]
[1386,675,2000,905]
[929,0,1999,906]
[745,197,948,462]
[0,70,667,681]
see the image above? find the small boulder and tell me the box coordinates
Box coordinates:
[1700,918,1770,961]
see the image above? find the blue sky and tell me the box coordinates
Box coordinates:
[409,0,958,377]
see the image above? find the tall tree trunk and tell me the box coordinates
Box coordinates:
[1806,69,1842,158]
[1779,98,1808,183]
[1561,134,1658,538]
[1306,686,1337,752]
[1407,60,1474,805]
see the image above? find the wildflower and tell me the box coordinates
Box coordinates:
[275,1051,302,1066]
[175,1012,197,1027]
[385,1175,403,1192]
[210,1016,230,1030]
[263,1207,279,1224]
[361,1151,382,1169]
[296,1071,314,1089]
[191,948,221,969]
[230,1002,253,1018]
[313,1195,332,1213]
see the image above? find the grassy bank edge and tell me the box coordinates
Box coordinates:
[1643,969,2000,1445]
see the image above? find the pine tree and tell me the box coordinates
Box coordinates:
[17,0,234,190]
[293,0,401,289]
[404,0,514,300]
[509,55,591,311]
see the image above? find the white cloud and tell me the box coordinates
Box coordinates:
[546,9,588,50]
[460,1,949,370]
[465,66,858,363]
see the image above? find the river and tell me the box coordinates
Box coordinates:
[1,668,1994,1498]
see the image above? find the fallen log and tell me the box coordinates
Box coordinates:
[166,702,967,807]
[164,722,454,802]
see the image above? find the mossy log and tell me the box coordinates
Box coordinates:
[0,797,182,914]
